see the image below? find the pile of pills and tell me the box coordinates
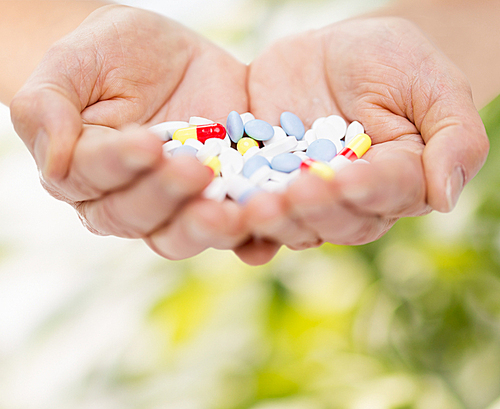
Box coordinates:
[148,112,371,203]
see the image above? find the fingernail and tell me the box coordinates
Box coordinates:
[446,165,465,211]
[33,130,49,172]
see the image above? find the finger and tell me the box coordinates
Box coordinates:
[234,239,282,266]
[337,148,430,217]
[146,199,249,260]
[286,173,397,245]
[418,87,489,212]
[243,191,322,250]
[10,81,82,180]
[76,156,213,237]
[50,125,164,202]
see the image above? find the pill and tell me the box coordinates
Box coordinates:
[227,175,260,203]
[249,165,273,185]
[243,146,260,162]
[280,111,305,140]
[315,121,342,143]
[219,148,244,177]
[244,119,274,141]
[163,139,182,156]
[197,141,221,163]
[337,133,371,161]
[189,116,214,126]
[149,121,189,141]
[173,145,198,157]
[240,112,255,124]
[184,138,204,151]
[242,155,271,178]
[263,126,287,147]
[306,139,337,162]
[202,178,228,202]
[173,123,226,144]
[292,140,309,152]
[261,180,288,193]
[304,129,317,145]
[237,137,259,155]
[293,151,309,161]
[329,155,352,172]
[271,152,302,173]
[226,111,244,143]
[312,117,327,130]
[258,136,298,158]
[345,121,364,145]
[300,158,335,181]
[203,156,221,177]
[325,115,347,138]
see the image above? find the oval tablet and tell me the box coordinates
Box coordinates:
[226,111,244,143]
[280,111,305,140]
[306,139,337,162]
[244,119,274,141]
[242,155,271,178]
[271,153,302,173]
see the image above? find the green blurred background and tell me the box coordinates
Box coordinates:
[0,0,499,408]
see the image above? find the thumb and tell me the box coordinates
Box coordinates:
[11,80,82,181]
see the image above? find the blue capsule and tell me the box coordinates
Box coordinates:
[271,153,302,173]
[244,119,274,141]
[306,139,337,162]
[226,111,244,143]
[280,111,305,140]
[242,155,271,178]
[172,145,198,157]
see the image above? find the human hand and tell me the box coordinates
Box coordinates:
[10,5,251,260]
[239,17,489,261]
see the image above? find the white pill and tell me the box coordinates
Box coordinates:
[263,126,287,147]
[258,136,298,158]
[222,135,232,147]
[292,140,309,152]
[325,115,347,138]
[304,129,317,145]
[315,121,343,143]
[189,116,214,126]
[345,121,365,145]
[329,155,352,172]
[293,151,309,161]
[149,121,189,141]
[220,148,244,177]
[197,142,221,163]
[243,146,260,162]
[240,112,256,124]
[205,138,226,150]
[261,180,288,193]
[312,117,327,130]
[269,169,292,184]
[227,175,258,201]
[202,178,228,202]
[163,139,182,156]
[250,165,273,185]
[184,139,204,151]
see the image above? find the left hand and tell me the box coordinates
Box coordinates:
[236,17,489,263]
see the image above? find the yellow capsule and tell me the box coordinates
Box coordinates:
[203,156,221,177]
[172,126,197,144]
[347,133,372,158]
[237,137,259,155]
[309,161,335,181]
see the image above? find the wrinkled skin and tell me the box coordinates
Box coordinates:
[10,6,489,265]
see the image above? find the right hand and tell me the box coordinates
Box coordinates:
[10,5,251,260]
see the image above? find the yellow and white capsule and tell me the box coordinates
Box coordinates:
[203,155,221,177]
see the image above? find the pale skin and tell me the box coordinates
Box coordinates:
[2,1,494,265]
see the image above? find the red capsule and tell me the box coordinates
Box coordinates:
[196,123,226,143]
